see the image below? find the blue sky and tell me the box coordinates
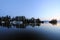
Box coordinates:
[0,0,60,20]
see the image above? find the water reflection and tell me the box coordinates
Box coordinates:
[0,23,41,28]
[0,16,60,40]
[0,15,58,28]
[0,23,11,28]
[0,21,59,28]
[49,22,57,25]
[49,19,57,25]
[0,15,45,28]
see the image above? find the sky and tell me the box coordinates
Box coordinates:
[0,0,60,20]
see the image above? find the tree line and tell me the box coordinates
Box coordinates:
[0,15,57,28]
[0,15,57,24]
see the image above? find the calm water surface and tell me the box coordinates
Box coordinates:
[0,23,60,40]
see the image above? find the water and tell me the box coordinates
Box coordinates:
[0,23,60,40]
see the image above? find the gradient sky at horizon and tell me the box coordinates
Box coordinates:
[0,0,60,20]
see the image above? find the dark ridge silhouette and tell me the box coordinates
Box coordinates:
[49,19,57,25]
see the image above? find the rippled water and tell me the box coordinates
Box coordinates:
[0,23,60,40]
